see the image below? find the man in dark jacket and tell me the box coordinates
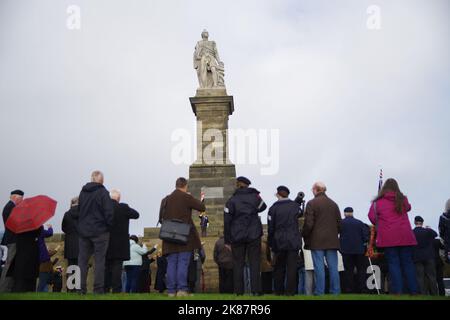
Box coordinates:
[12,226,41,292]
[339,207,370,293]
[214,235,234,293]
[0,189,24,292]
[267,186,302,295]
[77,170,114,294]
[104,189,140,293]
[160,177,205,297]
[224,176,267,295]
[413,216,438,295]
[438,199,450,263]
[62,197,80,267]
[303,182,341,295]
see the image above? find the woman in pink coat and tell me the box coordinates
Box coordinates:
[368,178,418,294]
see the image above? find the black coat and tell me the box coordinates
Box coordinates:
[439,211,450,251]
[1,201,16,245]
[413,227,438,263]
[62,206,80,260]
[106,201,140,260]
[78,182,114,238]
[224,187,267,244]
[140,247,157,271]
[339,216,370,255]
[11,227,41,281]
[267,199,302,252]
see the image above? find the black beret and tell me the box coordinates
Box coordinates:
[277,186,290,195]
[10,190,24,196]
[414,216,424,223]
[344,207,354,213]
[236,176,251,185]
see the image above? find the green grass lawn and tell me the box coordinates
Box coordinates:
[0,293,448,300]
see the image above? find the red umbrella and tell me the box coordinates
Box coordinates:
[6,195,57,234]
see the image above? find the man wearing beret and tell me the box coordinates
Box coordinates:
[339,207,370,293]
[0,190,24,292]
[267,186,303,295]
[413,216,438,295]
[224,176,267,295]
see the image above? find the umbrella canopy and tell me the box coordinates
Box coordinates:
[6,195,57,234]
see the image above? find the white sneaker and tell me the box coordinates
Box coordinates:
[176,291,193,297]
[168,293,176,297]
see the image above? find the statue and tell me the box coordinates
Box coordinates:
[194,30,225,89]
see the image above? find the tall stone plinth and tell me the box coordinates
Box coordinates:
[188,90,236,229]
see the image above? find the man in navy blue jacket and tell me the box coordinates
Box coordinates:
[339,207,370,293]
[413,216,438,295]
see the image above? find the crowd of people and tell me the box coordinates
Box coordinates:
[0,171,449,297]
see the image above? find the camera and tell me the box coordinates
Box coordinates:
[294,191,306,216]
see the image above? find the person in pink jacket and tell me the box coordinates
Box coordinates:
[368,178,418,294]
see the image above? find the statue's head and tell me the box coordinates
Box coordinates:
[201,29,209,40]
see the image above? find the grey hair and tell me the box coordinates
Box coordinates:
[70,196,79,207]
[110,189,121,201]
[446,198,450,213]
[313,181,327,193]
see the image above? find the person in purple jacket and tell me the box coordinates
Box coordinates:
[36,224,54,292]
[368,178,418,295]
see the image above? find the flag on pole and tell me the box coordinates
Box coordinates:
[378,168,383,192]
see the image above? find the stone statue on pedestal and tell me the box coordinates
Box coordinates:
[193,29,225,89]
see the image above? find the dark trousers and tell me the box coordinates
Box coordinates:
[261,272,273,294]
[342,254,367,293]
[232,238,261,295]
[218,267,234,293]
[436,261,445,296]
[78,232,110,294]
[138,269,151,293]
[273,251,297,295]
[415,259,438,295]
[67,258,78,266]
[12,278,36,293]
[125,265,141,293]
[105,259,124,293]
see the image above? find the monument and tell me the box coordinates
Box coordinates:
[188,29,236,232]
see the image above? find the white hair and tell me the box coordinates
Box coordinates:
[313,181,327,193]
[110,189,121,201]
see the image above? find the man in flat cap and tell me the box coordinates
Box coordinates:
[224,176,267,295]
[413,216,438,295]
[267,186,303,295]
[339,207,370,293]
[0,190,24,292]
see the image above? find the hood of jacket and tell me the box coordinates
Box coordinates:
[443,210,450,219]
[81,182,104,193]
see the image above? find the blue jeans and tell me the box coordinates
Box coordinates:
[125,265,141,293]
[311,250,341,295]
[166,251,192,294]
[37,272,51,292]
[384,246,418,294]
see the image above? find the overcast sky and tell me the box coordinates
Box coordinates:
[1,0,449,236]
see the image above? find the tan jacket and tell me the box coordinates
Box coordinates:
[161,189,205,256]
